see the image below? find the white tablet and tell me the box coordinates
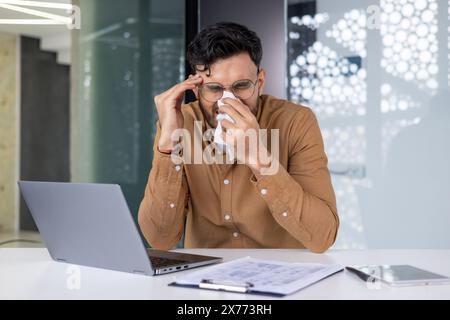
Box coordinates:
[346,265,450,287]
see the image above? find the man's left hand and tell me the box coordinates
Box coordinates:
[219,98,272,173]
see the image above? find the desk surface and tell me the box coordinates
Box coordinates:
[1,248,450,300]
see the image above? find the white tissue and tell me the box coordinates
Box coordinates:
[214,91,236,160]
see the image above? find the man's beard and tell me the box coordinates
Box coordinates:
[198,100,219,128]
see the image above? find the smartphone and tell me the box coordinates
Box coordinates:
[346,264,450,287]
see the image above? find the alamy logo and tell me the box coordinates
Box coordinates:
[169,121,280,175]
[66,265,81,290]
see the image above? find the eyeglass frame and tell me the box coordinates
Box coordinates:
[197,71,261,102]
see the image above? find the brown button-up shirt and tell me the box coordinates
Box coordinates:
[138,94,339,253]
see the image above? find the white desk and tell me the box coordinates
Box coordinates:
[1,248,450,299]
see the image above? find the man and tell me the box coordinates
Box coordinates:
[138,22,339,253]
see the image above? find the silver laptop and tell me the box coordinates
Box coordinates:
[18,181,222,276]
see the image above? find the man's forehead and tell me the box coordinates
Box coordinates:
[196,52,258,83]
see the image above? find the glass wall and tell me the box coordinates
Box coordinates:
[71,0,185,225]
[70,0,450,249]
[287,0,450,249]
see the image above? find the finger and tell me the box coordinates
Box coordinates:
[219,105,245,123]
[157,75,202,105]
[168,79,202,98]
[186,74,202,81]
[184,76,203,85]
[221,130,235,146]
[186,74,202,82]
[220,119,238,130]
[172,76,202,92]
[222,98,253,119]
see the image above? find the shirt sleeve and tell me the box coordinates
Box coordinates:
[138,122,189,250]
[250,108,339,253]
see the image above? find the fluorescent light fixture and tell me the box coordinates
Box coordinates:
[0,18,64,24]
[0,0,75,26]
[0,0,73,10]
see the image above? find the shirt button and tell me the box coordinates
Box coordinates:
[282,211,288,217]
[260,188,268,195]
[224,214,231,221]
[175,165,181,172]
[169,203,175,208]
[223,179,230,185]
[232,232,239,238]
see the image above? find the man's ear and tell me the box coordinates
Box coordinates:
[257,68,266,96]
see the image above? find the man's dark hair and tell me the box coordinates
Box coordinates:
[186,22,263,76]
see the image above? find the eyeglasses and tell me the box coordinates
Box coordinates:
[198,78,259,102]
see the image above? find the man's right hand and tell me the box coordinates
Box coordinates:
[154,74,203,153]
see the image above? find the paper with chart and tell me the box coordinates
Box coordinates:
[174,257,343,295]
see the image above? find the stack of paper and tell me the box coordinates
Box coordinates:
[172,257,343,296]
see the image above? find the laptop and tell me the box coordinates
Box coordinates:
[18,181,222,276]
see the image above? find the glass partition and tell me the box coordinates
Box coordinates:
[287,0,450,249]
[71,0,185,225]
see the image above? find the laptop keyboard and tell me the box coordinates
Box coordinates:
[149,256,188,268]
